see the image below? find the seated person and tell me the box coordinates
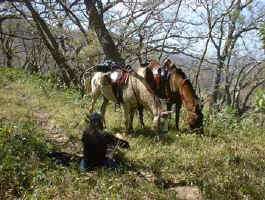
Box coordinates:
[80,112,130,170]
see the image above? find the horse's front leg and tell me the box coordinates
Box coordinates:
[130,107,136,128]
[88,90,101,114]
[167,103,172,119]
[175,98,182,130]
[138,105,145,128]
[123,105,133,133]
[100,97,109,128]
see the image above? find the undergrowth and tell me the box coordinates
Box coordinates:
[0,66,265,200]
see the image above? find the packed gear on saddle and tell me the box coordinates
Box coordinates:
[94,60,122,73]
[94,60,131,104]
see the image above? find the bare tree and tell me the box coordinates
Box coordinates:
[0,0,264,108]
[0,15,20,67]
[197,0,264,107]
[84,0,124,64]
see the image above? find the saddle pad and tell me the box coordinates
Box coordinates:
[152,68,159,75]
[120,73,129,84]
[110,70,122,82]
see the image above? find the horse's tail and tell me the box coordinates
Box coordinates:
[86,73,94,95]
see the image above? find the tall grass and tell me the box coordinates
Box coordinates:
[0,67,265,200]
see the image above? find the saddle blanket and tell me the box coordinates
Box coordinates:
[152,67,166,76]
[110,70,122,81]
[110,70,129,84]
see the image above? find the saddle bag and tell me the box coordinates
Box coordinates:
[95,60,121,73]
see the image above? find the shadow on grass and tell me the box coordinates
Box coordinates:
[131,127,176,145]
[118,155,188,190]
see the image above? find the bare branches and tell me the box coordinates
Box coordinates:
[0,0,263,108]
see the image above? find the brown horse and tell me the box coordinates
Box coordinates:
[137,59,203,133]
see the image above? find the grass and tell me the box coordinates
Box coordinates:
[0,66,265,200]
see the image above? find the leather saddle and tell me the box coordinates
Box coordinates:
[104,69,129,104]
[95,60,131,103]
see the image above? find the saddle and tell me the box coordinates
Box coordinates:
[104,69,129,104]
[95,60,120,72]
[109,70,129,104]
[95,60,130,103]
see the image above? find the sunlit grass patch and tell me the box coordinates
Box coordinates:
[1,67,265,199]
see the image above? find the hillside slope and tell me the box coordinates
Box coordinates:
[0,67,265,200]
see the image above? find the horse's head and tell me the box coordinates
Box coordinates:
[152,99,173,134]
[149,60,162,70]
[185,103,204,134]
[178,78,204,134]
[164,59,174,69]
[153,110,173,134]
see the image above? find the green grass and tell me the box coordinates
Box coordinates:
[0,66,265,200]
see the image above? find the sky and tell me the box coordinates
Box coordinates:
[103,0,264,60]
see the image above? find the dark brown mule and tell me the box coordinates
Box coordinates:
[138,59,203,133]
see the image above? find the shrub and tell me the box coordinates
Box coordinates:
[0,120,52,199]
[254,89,265,113]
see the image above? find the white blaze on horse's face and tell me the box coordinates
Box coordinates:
[153,111,172,133]
[161,111,173,133]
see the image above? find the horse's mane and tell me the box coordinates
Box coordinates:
[171,65,187,79]
[170,65,198,99]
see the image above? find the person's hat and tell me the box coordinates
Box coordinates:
[89,112,103,121]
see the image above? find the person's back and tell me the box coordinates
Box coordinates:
[82,126,108,166]
[81,112,129,170]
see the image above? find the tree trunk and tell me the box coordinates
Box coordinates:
[209,0,249,107]
[210,59,224,106]
[84,0,124,64]
[24,1,78,87]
